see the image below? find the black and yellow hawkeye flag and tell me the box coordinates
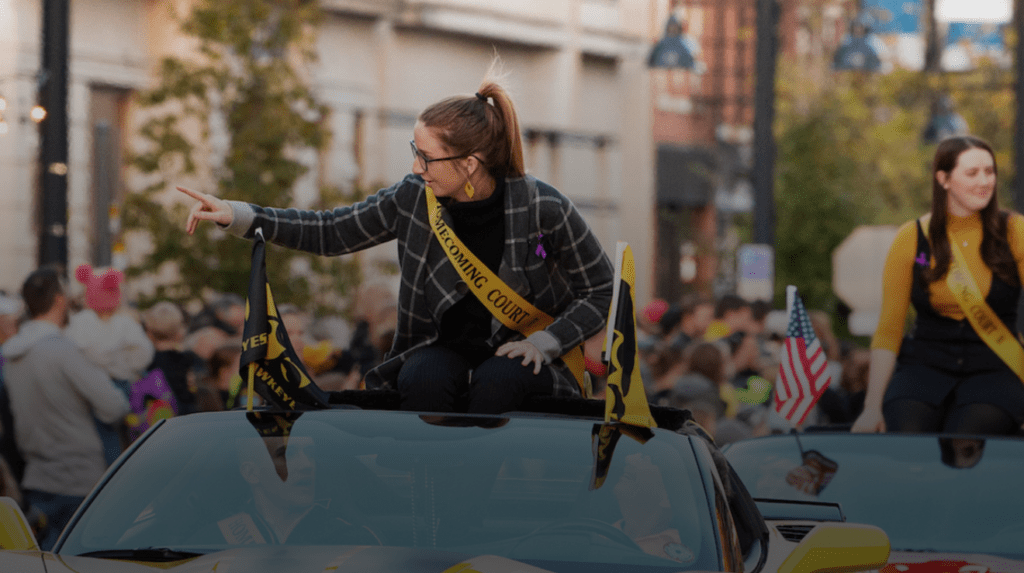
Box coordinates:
[240,228,329,410]
[590,242,655,490]
[602,242,656,428]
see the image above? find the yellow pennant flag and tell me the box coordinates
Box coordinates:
[602,242,657,428]
[240,228,329,410]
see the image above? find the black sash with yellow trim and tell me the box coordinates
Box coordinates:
[425,187,590,397]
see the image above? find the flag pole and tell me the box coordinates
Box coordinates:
[246,226,264,413]
[602,241,626,364]
[247,364,256,411]
[779,284,797,435]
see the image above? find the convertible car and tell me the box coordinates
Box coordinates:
[0,394,888,572]
[723,431,1024,573]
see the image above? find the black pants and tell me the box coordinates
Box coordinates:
[397,346,554,414]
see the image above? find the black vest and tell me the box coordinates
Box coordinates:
[901,219,1020,372]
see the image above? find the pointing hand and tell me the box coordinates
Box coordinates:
[178,187,232,235]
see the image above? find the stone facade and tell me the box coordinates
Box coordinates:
[0,0,657,305]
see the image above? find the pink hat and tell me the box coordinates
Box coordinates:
[75,264,123,313]
[641,298,669,324]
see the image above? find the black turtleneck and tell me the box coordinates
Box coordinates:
[436,182,506,364]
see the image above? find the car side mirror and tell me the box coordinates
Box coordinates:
[0,496,40,551]
[777,522,889,573]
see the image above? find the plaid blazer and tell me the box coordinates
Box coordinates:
[224,174,614,396]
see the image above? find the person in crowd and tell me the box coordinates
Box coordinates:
[647,343,686,407]
[65,265,153,464]
[730,299,775,406]
[66,265,154,384]
[2,268,130,550]
[669,342,730,435]
[185,293,246,361]
[657,303,683,342]
[278,304,361,390]
[0,293,24,483]
[801,309,850,427]
[638,298,669,342]
[333,281,399,382]
[839,346,870,421]
[633,302,682,392]
[177,59,614,414]
[198,343,245,411]
[669,373,723,440]
[747,299,777,376]
[0,293,19,345]
[725,405,771,445]
[304,315,365,392]
[142,301,205,415]
[668,294,714,350]
[853,136,1024,435]
[704,295,764,400]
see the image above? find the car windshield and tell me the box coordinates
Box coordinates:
[59,410,718,572]
[724,433,1024,559]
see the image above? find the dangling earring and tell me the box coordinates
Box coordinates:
[464,181,475,199]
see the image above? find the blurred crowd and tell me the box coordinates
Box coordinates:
[585,293,871,447]
[0,263,871,549]
[0,266,397,548]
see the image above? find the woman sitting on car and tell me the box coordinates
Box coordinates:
[854,135,1024,435]
[176,58,613,415]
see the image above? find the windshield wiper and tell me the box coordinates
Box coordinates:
[77,547,206,562]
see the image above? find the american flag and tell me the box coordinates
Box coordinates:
[774,287,831,426]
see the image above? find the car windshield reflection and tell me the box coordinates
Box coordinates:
[58,411,718,571]
[724,433,1024,559]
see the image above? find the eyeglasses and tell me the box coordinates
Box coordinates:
[410,140,471,172]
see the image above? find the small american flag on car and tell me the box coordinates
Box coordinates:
[774,286,831,426]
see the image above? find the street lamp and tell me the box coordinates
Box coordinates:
[648,13,698,69]
[833,12,885,72]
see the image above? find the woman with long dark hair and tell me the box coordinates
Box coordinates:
[853,136,1024,435]
[176,60,614,414]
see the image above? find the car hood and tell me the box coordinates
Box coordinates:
[46,547,547,573]
[5,547,639,573]
[884,550,1024,573]
[7,547,730,573]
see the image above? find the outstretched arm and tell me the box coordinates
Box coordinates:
[178,179,411,256]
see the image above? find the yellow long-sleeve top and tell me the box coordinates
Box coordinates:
[871,212,1024,354]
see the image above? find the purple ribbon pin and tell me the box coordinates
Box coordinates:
[915,252,928,267]
[535,233,547,259]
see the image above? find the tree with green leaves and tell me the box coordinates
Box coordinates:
[774,67,922,314]
[772,45,1016,321]
[124,0,361,314]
